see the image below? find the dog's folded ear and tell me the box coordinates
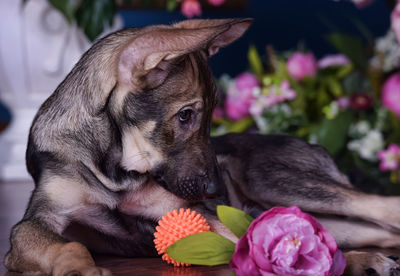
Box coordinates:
[118,18,252,90]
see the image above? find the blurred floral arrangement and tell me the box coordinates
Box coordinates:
[212,0,400,193]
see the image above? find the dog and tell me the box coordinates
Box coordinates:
[4,18,400,276]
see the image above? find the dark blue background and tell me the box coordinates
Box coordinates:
[120,0,390,77]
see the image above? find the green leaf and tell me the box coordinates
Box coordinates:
[49,0,77,23]
[76,0,116,41]
[166,0,179,11]
[326,33,367,70]
[248,45,264,78]
[217,205,254,238]
[166,232,236,266]
[227,117,254,133]
[325,77,343,97]
[313,111,353,155]
[336,64,353,79]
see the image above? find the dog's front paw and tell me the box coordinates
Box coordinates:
[55,266,112,276]
[344,251,400,276]
[51,242,112,276]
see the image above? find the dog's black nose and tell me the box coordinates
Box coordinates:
[204,180,220,198]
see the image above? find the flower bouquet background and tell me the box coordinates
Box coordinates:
[212,17,400,195]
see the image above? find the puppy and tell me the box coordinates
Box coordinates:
[4,19,400,276]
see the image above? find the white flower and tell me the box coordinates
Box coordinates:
[253,115,269,133]
[370,30,400,72]
[348,130,384,161]
[323,101,339,119]
[349,121,371,138]
[309,134,319,145]
[218,74,233,91]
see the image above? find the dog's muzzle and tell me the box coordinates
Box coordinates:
[174,175,220,200]
[153,172,221,201]
[173,176,219,200]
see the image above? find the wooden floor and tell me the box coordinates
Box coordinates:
[0,181,231,276]
[2,182,400,276]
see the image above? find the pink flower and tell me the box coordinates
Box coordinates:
[382,73,400,118]
[351,93,373,111]
[249,81,296,116]
[392,1,400,44]
[235,72,260,93]
[350,0,374,8]
[318,54,350,69]
[335,97,351,109]
[378,144,400,171]
[230,206,346,276]
[225,73,259,120]
[208,0,226,6]
[181,0,202,18]
[273,80,297,101]
[212,107,224,120]
[287,52,318,81]
[249,95,277,116]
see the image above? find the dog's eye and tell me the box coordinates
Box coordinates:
[178,109,193,123]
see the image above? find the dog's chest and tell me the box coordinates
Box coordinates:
[118,181,188,220]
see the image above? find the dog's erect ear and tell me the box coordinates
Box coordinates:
[174,18,253,56]
[118,18,252,90]
[118,26,226,90]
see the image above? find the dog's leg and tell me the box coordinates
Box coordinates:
[215,135,400,231]
[5,219,111,276]
[318,217,400,249]
[316,217,400,275]
[228,158,400,232]
[344,251,400,276]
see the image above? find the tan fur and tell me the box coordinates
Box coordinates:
[318,217,400,248]
[344,251,400,275]
[121,122,163,173]
[119,180,188,219]
[43,174,118,210]
[5,222,106,276]
[348,194,400,231]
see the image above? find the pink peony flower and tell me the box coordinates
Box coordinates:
[318,54,350,69]
[382,73,400,118]
[378,144,400,171]
[208,0,226,6]
[392,1,400,44]
[287,52,318,81]
[225,73,259,120]
[181,0,202,18]
[230,206,346,276]
[351,93,373,111]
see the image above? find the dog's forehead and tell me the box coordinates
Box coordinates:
[162,52,213,103]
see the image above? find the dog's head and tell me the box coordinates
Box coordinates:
[109,19,252,200]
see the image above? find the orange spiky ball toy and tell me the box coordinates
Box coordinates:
[154,208,211,267]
